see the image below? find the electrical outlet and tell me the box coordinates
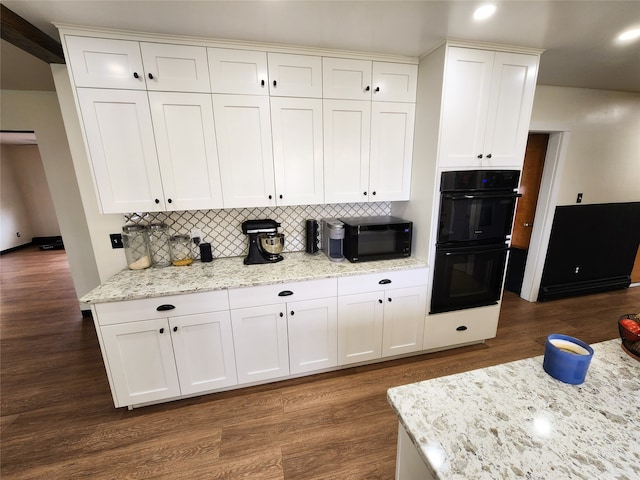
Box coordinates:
[191,228,203,243]
[110,233,123,249]
[576,193,583,203]
[16,232,21,238]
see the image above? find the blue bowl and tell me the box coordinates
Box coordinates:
[543,334,594,385]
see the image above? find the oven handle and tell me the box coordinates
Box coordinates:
[443,192,522,200]
[441,245,509,256]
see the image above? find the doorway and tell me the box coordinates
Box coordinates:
[505,133,549,294]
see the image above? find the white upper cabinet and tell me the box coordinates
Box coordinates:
[371,62,418,103]
[148,92,223,210]
[323,58,417,102]
[267,53,322,98]
[323,58,373,100]
[213,94,276,208]
[323,100,371,203]
[140,43,210,92]
[208,48,269,95]
[65,36,146,89]
[369,102,415,201]
[77,88,165,213]
[271,97,324,206]
[439,47,539,169]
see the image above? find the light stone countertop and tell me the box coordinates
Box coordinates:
[387,339,640,480]
[81,252,427,304]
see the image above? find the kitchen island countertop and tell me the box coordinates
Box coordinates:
[81,252,427,304]
[388,338,640,480]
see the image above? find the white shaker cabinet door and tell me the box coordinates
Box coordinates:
[271,97,324,206]
[76,88,165,213]
[208,48,269,95]
[381,286,426,357]
[369,102,415,201]
[337,291,384,365]
[169,311,237,395]
[101,318,181,408]
[371,62,418,103]
[213,94,275,208]
[149,92,223,210]
[287,297,338,374]
[267,53,322,98]
[140,42,210,92]
[322,58,372,100]
[65,36,146,90]
[482,52,539,168]
[231,304,290,384]
[438,47,494,168]
[323,99,371,204]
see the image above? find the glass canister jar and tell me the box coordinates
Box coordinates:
[169,234,193,266]
[122,224,151,270]
[148,223,171,267]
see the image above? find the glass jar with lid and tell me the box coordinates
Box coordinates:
[169,234,193,266]
[122,224,151,270]
[148,223,171,267]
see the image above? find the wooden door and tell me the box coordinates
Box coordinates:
[631,247,640,283]
[511,133,549,249]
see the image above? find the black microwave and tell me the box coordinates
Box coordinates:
[339,216,412,262]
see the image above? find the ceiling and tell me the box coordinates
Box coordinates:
[1,0,640,96]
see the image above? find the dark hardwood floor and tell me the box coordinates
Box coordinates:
[1,246,638,479]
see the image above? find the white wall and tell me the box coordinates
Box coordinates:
[0,88,100,300]
[530,86,640,205]
[1,145,34,250]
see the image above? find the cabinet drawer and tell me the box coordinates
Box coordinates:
[228,278,337,309]
[95,290,230,326]
[422,306,498,350]
[338,268,428,296]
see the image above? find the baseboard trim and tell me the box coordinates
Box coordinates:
[0,242,34,255]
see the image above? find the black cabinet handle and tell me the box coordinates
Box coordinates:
[278,290,294,297]
[261,79,265,87]
[156,304,176,311]
[477,154,483,159]
[159,328,165,334]
[456,325,468,331]
[279,194,283,199]
[148,73,154,80]
[155,198,160,204]
[133,72,139,79]
[486,154,492,159]
[375,86,380,92]
[173,326,178,332]
[378,279,392,285]
[365,85,370,92]
[273,80,277,87]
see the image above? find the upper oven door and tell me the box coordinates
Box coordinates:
[437,191,521,245]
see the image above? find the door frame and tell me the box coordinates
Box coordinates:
[519,123,572,302]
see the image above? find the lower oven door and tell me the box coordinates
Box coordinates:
[430,243,508,314]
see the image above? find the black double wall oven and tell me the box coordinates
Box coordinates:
[431,170,521,314]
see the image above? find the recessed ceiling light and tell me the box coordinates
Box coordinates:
[617,27,640,42]
[473,4,497,21]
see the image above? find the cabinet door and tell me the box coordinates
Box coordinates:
[140,43,210,92]
[323,100,371,203]
[438,47,494,168]
[149,92,223,210]
[169,311,237,395]
[371,62,418,103]
[323,58,372,100]
[381,286,426,357]
[337,292,383,365]
[65,36,146,90]
[231,304,289,383]
[77,88,165,213]
[267,53,322,98]
[482,52,539,167]
[369,102,415,201]
[208,48,268,95]
[101,319,180,407]
[288,297,338,374]
[213,94,275,208]
[271,97,324,206]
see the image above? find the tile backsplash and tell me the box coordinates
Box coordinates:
[125,202,391,259]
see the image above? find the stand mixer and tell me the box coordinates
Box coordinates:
[241,219,285,265]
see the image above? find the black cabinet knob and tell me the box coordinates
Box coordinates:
[155,198,160,204]
[148,73,154,80]
[261,79,265,87]
[133,72,139,79]
[279,312,284,317]
[363,191,367,196]
[486,154,492,159]
[372,191,376,196]
[365,86,370,92]
[268,194,273,200]
[159,328,165,334]
[279,194,283,199]
[378,299,383,304]
[173,326,178,332]
[477,154,483,159]
[375,86,380,92]
[388,298,392,302]
[273,80,277,87]
[290,310,294,316]
[167,198,172,204]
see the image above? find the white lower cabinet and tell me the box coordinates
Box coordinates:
[381,286,427,357]
[422,304,500,351]
[337,291,384,364]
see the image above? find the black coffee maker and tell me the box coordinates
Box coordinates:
[241,219,284,265]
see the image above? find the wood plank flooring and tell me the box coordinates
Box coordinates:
[2,246,638,479]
